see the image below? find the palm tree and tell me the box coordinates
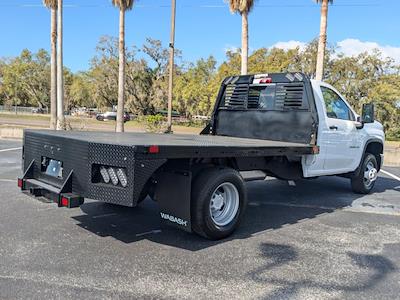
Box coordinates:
[111,0,134,133]
[166,0,176,133]
[315,0,333,81]
[227,0,255,75]
[56,0,65,130]
[43,0,57,130]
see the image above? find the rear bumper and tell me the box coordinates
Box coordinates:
[18,177,84,208]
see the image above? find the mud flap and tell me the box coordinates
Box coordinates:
[154,170,192,232]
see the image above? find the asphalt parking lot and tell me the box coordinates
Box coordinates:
[0,138,399,299]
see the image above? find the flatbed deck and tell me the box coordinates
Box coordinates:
[25,130,316,158]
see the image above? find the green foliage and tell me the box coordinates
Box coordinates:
[143,114,166,133]
[111,0,135,11]
[0,49,73,110]
[89,36,173,115]
[227,0,255,14]
[0,49,51,108]
[69,72,94,108]
[174,56,217,117]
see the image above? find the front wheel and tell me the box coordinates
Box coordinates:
[191,168,247,240]
[351,153,378,194]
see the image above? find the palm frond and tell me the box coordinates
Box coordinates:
[315,0,334,3]
[226,0,255,14]
[111,0,135,11]
[42,0,57,9]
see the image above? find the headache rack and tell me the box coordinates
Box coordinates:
[210,72,319,145]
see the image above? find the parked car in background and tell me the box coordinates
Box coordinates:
[31,107,46,114]
[193,115,211,121]
[96,111,130,122]
[71,107,99,118]
[156,110,181,118]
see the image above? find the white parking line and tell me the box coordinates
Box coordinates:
[136,229,162,237]
[0,179,15,182]
[381,169,400,182]
[254,201,337,210]
[0,147,22,153]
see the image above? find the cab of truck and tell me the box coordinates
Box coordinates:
[304,80,384,181]
[207,73,385,194]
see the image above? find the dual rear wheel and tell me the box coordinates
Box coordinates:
[191,168,247,240]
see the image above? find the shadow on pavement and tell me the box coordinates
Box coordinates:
[248,242,397,299]
[72,175,400,251]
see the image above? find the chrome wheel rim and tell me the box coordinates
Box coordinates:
[364,161,378,188]
[209,182,239,226]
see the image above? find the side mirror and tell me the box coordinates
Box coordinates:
[361,103,375,124]
[355,116,364,129]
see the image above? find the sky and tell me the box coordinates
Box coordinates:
[0,0,399,72]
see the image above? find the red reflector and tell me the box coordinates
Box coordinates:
[17,178,23,188]
[260,78,272,84]
[61,197,69,207]
[148,145,159,154]
[312,145,320,154]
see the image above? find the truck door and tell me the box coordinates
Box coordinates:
[320,86,361,173]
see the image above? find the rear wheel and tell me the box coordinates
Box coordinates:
[191,168,247,240]
[351,153,378,194]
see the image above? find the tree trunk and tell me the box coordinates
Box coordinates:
[50,8,57,130]
[241,12,249,75]
[56,0,65,130]
[316,0,329,81]
[116,8,125,133]
[167,0,176,133]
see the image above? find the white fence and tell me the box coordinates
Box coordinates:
[0,105,49,114]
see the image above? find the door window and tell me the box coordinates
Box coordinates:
[321,87,354,121]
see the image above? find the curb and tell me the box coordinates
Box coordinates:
[0,126,24,139]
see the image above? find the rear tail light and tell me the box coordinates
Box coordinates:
[100,166,110,183]
[148,145,160,154]
[116,168,128,187]
[61,196,69,207]
[60,195,84,208]
[107,167,119,186]
[17,178,23,188]
[95,165,128,188]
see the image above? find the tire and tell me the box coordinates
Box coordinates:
[351,153,378,194]
[191,167,247,240]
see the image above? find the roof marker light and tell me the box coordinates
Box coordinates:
[259,78,273,84]
[254,73,269,79]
